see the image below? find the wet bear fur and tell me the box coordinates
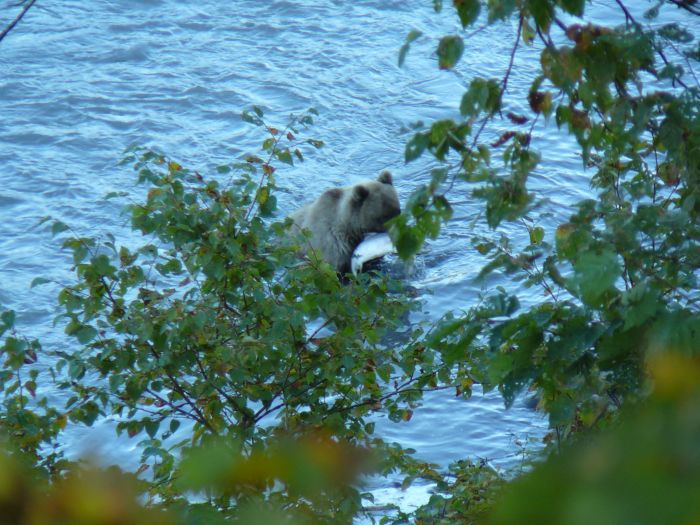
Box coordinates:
[289,171,401,274]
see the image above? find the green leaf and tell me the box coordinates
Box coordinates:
[307,139,324,149]
[657,23,694,44]
[487,0,516,22]
[622,282,659,331]
[30,277,51,288]
[433,195,453,221]
[405,132,429,162]
[259,194,277,217]
[548,395,576,427]
[109,374,124,393]
[571,250,621,306]
[483,290,519,317]
[144,419,160,439]
[437,35,464,70]
[529,226,544,245]
[103,191,129,200]
[51,221,69,237]
[429,120,456,160]
[455,0,480,27]
[558,0,585,16]
[460,78,502,117]
[649,312,700,355]
[1,310,16,328]
[91,254,116,277]
[75,325,98,345]
[522,17,536,45]
[529,0,554,29]
[395,228,424,259]
[276,149,294,165]
[399,30,423,67]
[241,110,263,126]
[36,216,52,227]
[81,401,100,426]
[644,1,661,19]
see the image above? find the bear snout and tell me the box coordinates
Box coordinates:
[384,203,401,223]
[388,203,401,219]
[372,205,401,232]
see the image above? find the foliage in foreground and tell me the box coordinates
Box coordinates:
[1,0,700,523]
[397,0,699,439]
[389,0,699,521]
[490,353,700,525]
[0,109,445,523]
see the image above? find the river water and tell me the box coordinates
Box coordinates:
[0,0,694,514]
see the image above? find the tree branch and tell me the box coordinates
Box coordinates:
[146,343,216,433]
[323,367,448,418]
[666,0,700,16]
[145,387,197,421]
[501,15,523,96]
[194,352,253,427]
[0,0,37,44]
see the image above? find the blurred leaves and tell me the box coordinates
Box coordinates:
[0,435,366,525]
[0,453,174,525]
[490,355,700,525]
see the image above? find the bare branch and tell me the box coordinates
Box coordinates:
[501,15,523,95]
[666,0,700,16]
[0,0,37,44]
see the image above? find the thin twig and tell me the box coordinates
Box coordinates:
[324,366,450,417]
[332,385,452,417]
[666,0,700,16]
[145,387,197,421]
[306,317,336,343]
[146,343,215,432]
[194,352,250,425]
[443,16,522,197]
[659,28,700,88]
[0,0,37,43]
[553,17,568,33]
[243,118,298,222]
[464,24,488,41]
[501,15,523,95]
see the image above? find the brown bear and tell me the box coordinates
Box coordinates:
[288,171,401,274]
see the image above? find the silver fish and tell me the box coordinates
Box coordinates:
[351,232,396,275]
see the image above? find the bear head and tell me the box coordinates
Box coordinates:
[350,171,401,234]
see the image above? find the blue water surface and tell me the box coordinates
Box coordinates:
[1,0,694,513]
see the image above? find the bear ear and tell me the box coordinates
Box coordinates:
[324,188,343,200]
[377,171,393,185]
[352,185,370,206]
